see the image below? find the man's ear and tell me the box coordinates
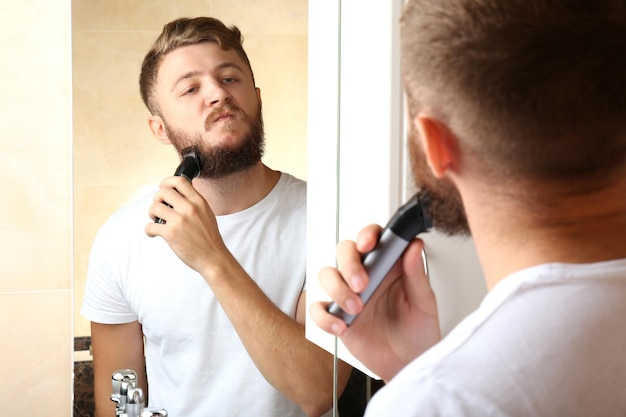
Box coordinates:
[255,87,262,108]
[414,115,459,178]
[148,114,171,145]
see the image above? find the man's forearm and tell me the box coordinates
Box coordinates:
[200,260,349,416]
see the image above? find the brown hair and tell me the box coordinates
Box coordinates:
[400,0,626,185]
[139,17,254,115]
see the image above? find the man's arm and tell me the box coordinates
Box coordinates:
[198,253,352,416]
[214,279,352,417]
[91,321,147,417]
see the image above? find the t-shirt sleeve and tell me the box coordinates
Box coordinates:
[80,216,138,324]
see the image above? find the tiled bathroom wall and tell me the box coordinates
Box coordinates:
[71,0,307,415]
[0,0,73,415]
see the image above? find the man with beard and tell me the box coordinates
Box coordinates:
[81,17,350,417]
[311,0,626,415]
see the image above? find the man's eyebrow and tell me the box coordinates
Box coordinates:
[215,61,246,73]
[170,62,246,92]
[171,70,202,92]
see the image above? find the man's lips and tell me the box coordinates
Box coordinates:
[214,112,234,122]
[205,105,245,130]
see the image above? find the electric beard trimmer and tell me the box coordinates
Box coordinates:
[327,191,433,325]
[155,147,202,224]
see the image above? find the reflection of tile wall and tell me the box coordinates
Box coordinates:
[72,0,309,337]
[0,0,72,415]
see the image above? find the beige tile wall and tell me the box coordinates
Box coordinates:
[0,0,307,414]
[73,0,309,339]
[0,0,73,415]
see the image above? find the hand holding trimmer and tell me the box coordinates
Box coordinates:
[327,191,433,325]
[155,147,202,224]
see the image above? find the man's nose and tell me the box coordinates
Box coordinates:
[204,83,231,107]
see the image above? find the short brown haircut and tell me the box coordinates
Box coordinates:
[139,17,254,115]
[401,0,626,184]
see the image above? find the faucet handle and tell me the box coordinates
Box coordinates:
[139,408,168,417]
[139,407,167,417]
[111,369,138,414]
[112,369,138,394]
[125,387,146,417]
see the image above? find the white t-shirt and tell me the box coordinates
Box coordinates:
[366,259,626,416]
[81,173,308,417]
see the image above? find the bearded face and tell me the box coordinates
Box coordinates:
[408,123,471,236]
[164,102,265,179]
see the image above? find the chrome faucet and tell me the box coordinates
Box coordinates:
[110,369,167,417]
[125,386,145,417]
[111,369,138,416]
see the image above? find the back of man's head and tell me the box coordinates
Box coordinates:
[400,0,626,187]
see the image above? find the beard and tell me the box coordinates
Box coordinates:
[408,124,471,236]
[165,103,265,179]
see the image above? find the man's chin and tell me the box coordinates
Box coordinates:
[208,123,251,141]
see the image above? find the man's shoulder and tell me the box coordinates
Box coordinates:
[99,186,157,232]
[273,172,306,207]
[279,171,307,191]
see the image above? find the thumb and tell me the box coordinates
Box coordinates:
[401,239,435,305]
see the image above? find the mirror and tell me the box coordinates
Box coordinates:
[72,0,310,414]
[72,0,308,338]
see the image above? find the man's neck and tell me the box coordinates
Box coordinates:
[191,162,281,216]
[462,176,626,290]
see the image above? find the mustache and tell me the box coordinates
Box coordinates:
[204,104,248,131]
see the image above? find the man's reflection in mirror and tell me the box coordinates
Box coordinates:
[81,16,351,417]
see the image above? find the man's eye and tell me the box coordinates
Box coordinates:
[183,86,198,95]
[222,77,237,84]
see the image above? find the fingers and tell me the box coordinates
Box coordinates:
[401,238,438,312]
[355,224,383,253]
[146,177,199,226]
[335,224,382,292]
[310,300,348,336]
[402,238,426,280]
[318,265,363,316]
[311,227,383,336]
[312,226,431,336]
[334,240,368,293]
